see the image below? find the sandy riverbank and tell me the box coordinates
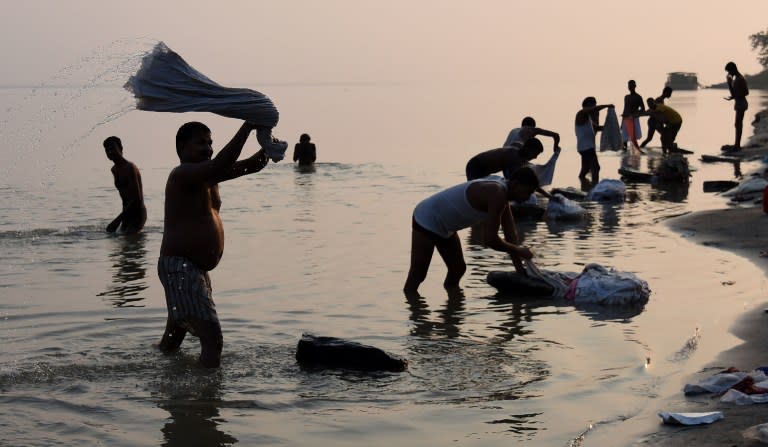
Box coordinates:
[639,110,768,446]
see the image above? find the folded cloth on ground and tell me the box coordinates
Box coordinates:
[525,262,650,305]
[721,176,768,197]
[743,423,768,443]
[683,368,768,404]
[658,411,723,426]
[586,179,626,202]
[125,42,287,161]
[600,108,622,151]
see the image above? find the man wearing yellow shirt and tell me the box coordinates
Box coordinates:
[644,98,682,154]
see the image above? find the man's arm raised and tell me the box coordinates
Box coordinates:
[215,149,269,182]
[174,121,256,185]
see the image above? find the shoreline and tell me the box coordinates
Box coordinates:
[637,109,768,445]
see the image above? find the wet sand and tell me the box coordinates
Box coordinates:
[644,111,768,446]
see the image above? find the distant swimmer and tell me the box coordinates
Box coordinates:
[621,80,645,150]
[157,121,269,368]
[103,136,147,234]
[293,133,317,166]
[575,97,614,184]
[403,166,539,293]
[724,61,749,152]
[640,86,673,148]
[643,98,683,154]
[503,116,561,149]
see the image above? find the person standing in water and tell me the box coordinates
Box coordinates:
[575,97,614,184]
[293,133,317,166]
[403,167,539,294]
[157,121,269,368]
[724,62,749,152]
[621,80,645,150]
[103,136,147,234]
[643,98,683,154]
[640,86,673,148]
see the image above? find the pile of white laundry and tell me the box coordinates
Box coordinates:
[525,261,650,305]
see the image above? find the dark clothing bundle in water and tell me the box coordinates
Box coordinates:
[296,333,408,372]
[124,42,279,127]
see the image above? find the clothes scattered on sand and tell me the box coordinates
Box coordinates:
[586,179,626,202]
[545,194,587,220]
[684,367,768,404]
[743,423,768,443]
[125,41,287,161]
[658,411,724,426]
[525,262,650,305]
[600,108,623,151]
[721,176,768,197]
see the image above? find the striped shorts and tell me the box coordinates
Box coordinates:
[158,256,219,333]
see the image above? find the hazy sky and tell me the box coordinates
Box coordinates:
[0,0,766,89]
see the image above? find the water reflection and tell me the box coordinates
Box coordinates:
[97,232,148,307]
[404,288,465,338]
[650,182,690,203]
[157,370,237,447]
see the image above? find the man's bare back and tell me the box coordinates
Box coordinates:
[104,136,146,234]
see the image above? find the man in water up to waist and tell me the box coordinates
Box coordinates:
[104,136,147,234]
[403,167,539,294]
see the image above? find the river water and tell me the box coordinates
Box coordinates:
[1,58,767,446]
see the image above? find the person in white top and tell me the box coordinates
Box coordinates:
[575,97,614,184]
[404,167,539,294]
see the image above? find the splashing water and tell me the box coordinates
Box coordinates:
[0,37,158,187]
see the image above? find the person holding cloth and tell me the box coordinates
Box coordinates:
[157,121,269,368]
[404,167,539,294]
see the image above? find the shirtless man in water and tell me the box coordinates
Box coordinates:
[158,121,268,367]
[104,136,146,234]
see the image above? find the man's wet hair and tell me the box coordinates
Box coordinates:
[521,116,536,127]
[725,61,738,72]
[582,96,597,108]
[176,122,211,156]
[508,166,540,189]
[103,136,122,150]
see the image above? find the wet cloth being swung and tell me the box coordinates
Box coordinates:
[125,42,287,161]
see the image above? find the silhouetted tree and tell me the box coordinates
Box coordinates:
[749,28,768,68]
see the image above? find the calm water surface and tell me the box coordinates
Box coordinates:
[1,76,767,446]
